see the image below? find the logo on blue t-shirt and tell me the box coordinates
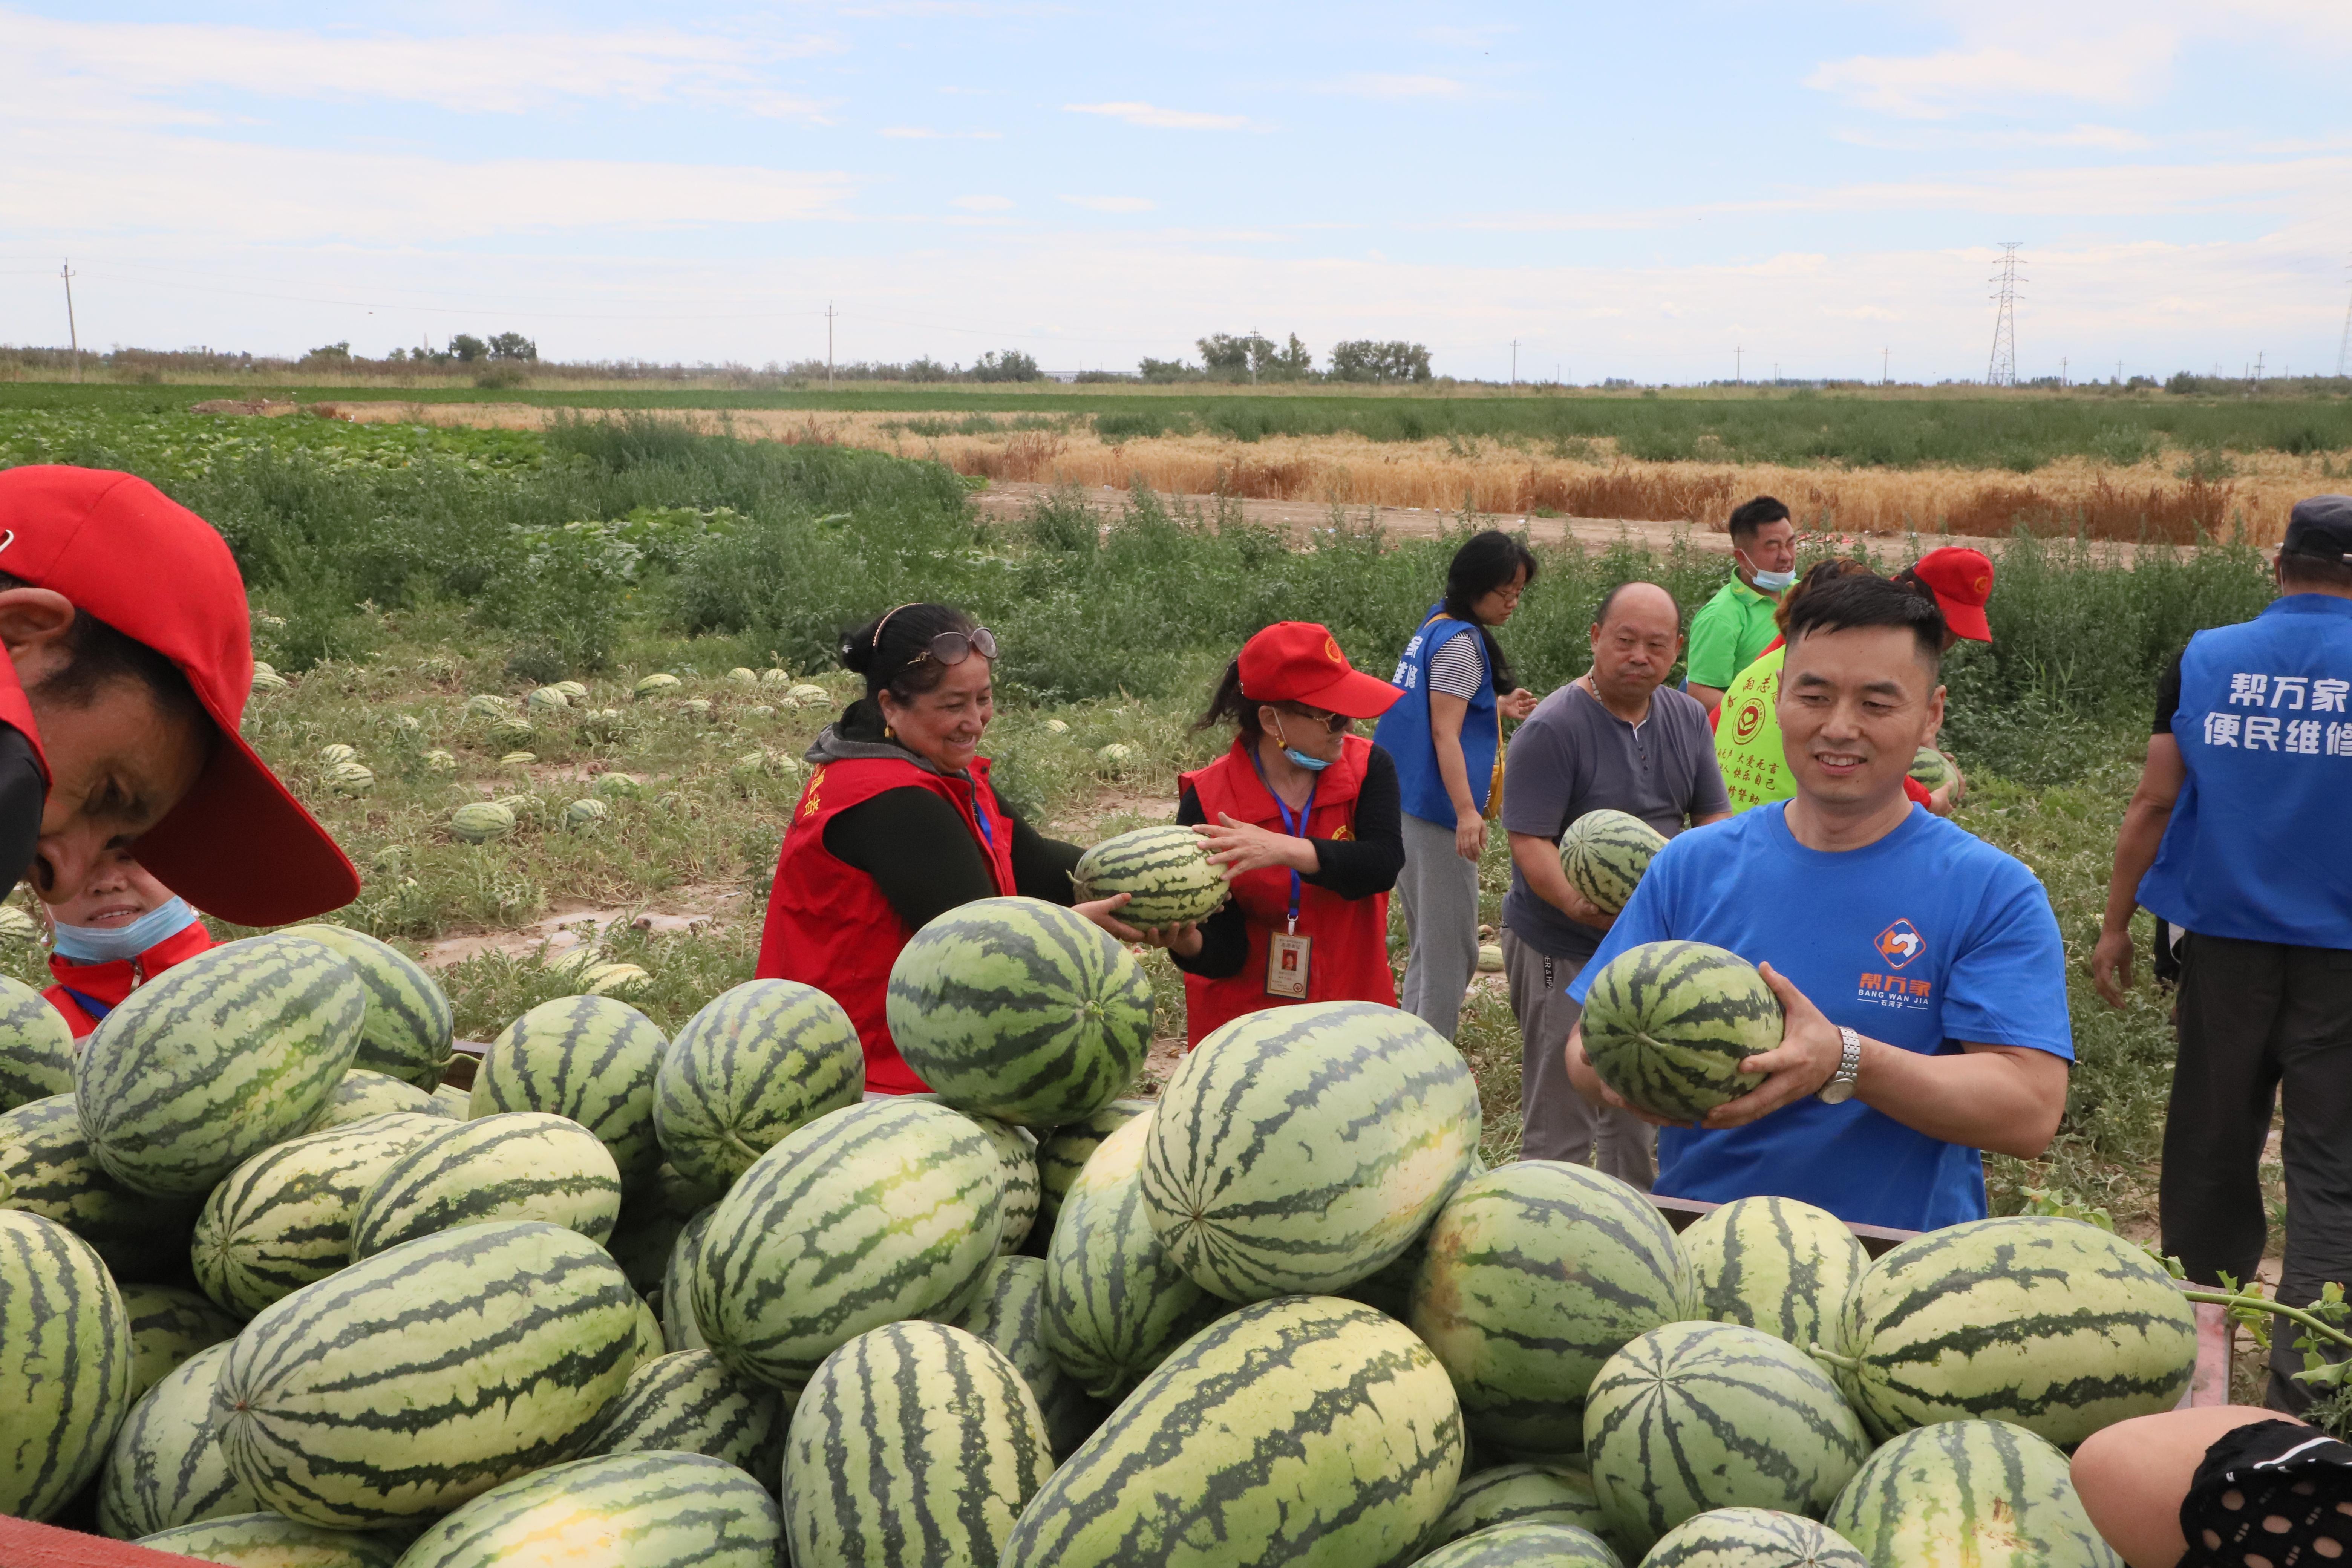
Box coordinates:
[1876,919,1925,967]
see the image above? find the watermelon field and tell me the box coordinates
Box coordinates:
[0,390,2311,1565]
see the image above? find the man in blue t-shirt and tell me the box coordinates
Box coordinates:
[1564,574,2074,1232]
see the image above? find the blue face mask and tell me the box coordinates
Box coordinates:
[51,897,198,965]
[1273,716,1334,772]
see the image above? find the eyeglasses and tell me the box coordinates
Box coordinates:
[873,604,998,667]
[1277,703,1350,734]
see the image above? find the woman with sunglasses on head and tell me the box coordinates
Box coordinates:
[1158,622,1409,1048]
[756,603,1138,1095]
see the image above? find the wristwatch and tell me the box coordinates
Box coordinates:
[1817,1026,1863,1104]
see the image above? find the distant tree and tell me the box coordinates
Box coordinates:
[2165,371,2200,395]
[1198,333,1269,380]
[304,341,352,361]
[448,334,488,363]
[1268,334,1312,381]
[903,356,953,382]
[972,348,1041,383]
[1138,356,1203,382]
[487,332,538,362]
[1328,339,1432,384]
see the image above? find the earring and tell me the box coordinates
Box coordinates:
[883,724,894,739]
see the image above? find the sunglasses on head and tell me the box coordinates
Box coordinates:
[873,605,999,668]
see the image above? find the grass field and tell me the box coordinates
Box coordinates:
[0,385,2290,1243]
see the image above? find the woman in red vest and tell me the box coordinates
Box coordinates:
[1164,621,1407,1047]
[755,603,1134,1095]
[41,846,214,1037]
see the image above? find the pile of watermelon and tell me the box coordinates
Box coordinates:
[0,894,2194,1568]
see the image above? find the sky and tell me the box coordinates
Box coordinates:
[1,0,2347,384]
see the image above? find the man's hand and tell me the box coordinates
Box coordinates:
[1564,1024,1683,1128]
[2089,926,2136,1009]
[1499,688,1539,723]
[1702,961,1842,1130]
[1455,814,1487,861]
[1557,886,1618,931]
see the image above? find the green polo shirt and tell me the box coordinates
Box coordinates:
[1686,577,1781,690]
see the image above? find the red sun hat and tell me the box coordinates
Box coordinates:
[1909,546,1995,644]
[1236,621,1402,720]
[0,466,359,926]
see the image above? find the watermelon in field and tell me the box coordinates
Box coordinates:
[1001,1295,1464,1568]
[1414,1520,1623,1566]
[309,1068,449,1130]
[1559,808,1668,916]
[472,994,666,1186]
[138,1512,406,1566]
[1584,1322,1867,1554]
[121,1282,240,1398]
[1835,1215,2196,1446]
[449,802,516,843]
[583,1349,784,1483]
[283,926,454,1090]
[784,1321,1054,1568]
[1644,1508,1868,1567]
[1682,1195,1867,1351]
[397,1450,781,1568]
[1423,1463,1613,1555]
[1034,1098,1150,1237]
[213,1220,641,1526]
[0,1210,133,1520]
[1144,1000,1479,1301]
[77,933,366,1197]
[1824,1420,2121,1568]
[0,974,74,1112]
[954,1254,1107,1460]
[652,979,864,1195]
[692,1098,1003,1392]
[1041,1113,1228,1402]
[350,1111,623,1257]
[0,1094,200,1281]
[1070,824,1229,926]
[95,1343,260,1539]
[885,897,1153,1127]
[1579,940,1782,1123]
[1409,1160,1691,1459]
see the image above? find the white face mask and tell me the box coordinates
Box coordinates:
[1738,549,1795,594]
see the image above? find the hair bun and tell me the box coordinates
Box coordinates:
[839,631,874,674]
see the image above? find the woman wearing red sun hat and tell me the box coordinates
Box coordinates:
[1156,622,1407,1046]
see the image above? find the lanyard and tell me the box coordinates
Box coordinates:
[969,789,994,849]
[1246,748,1319,935]
[60,986,112,1023]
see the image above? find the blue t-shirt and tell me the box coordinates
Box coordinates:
[1565,803,2074,1232]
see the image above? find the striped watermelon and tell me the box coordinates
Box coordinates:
[1409,1160,1692,1459]
[974,1112,1041,1253]
[1644,1508,1869,1567]
[0,1209,133,1519]
[1424,1463,1612,1554]
[1682,1196,1867,1351]
[95,1342,260,1539]
[0,974,74,1112]
[652,980,865,1195]
[193,1113,447,1317]
[1035,1098,1150,1238]
[309,1070,449,1130]
[138,1512,406,1566]
[0,1094,200,1281]
[584,1349,782,1482]
[1823,1420,2122,1568]
[393,1450,782,1568]
[1834,1216,2197,1446]
[431,1084,470,1117]
[283,926,454,1091]
[1143,1001,1479,1301]
[349,1111,623,1258]
[212,1220,640,1526]
[1908,748,1952,790]
[783,1321,1054,1567]
[1578,941,1782,1123]
[692,1098,1003,1392]
[662,1207,715,1353]
[953,1255,1107,1460]
[1558,808,1668,916]
[629,1295,664,1370]
[471,994,666,1187]
[1069,824,1229,926]
[1041,1113,1228,1401]
[884,896,1153,1127]
[77,935,366,1197]
[1584,1322,1868,1553]
[1001,1295,1464,1568]
[1414,1521,1623,1567]
[122,1283,241,1399]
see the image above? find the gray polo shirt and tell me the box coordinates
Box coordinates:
[1500,681,1731,959]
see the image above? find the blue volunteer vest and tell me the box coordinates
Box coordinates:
[2139,594,2352,949]
[1373,606,1500,826]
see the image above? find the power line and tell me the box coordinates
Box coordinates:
[1986,243,2024,387]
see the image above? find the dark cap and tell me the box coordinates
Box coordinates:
[0,466,359,926]
[2283,495,2352,564]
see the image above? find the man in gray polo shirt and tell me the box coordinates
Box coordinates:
[1503,580,1732,1183]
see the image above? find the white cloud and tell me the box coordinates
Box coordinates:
[1062,100,1250,130]
[1838,124,2156,152]
[880,127,1003,139]
[1059,195,1156,213]
[1317,74,1465,99]
[952,194,1015,210]
[1805,39,2171,118]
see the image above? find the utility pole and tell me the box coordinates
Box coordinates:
[2255,351,2265,383]
[2061,355,2068,387]
[2337,256,2352,378]
[1735,346,1743,384]
[1250,327,1259,386]
[1986,243,2023,386]
[60,261,80,383]
[825,302,836,390]
[1882,346,1889,385]
[1510,338,1518,389]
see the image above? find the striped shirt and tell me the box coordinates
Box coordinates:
[1427,634,1485,699]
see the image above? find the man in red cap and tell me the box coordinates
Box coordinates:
[0,466,358,925]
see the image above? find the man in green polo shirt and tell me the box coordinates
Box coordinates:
[1687,496,1796,717]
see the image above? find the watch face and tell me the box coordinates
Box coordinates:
[1817,1079,1857,1105]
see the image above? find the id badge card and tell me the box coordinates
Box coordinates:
[1265,931,1312,999]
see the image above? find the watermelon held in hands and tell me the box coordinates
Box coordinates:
[1559,808,1668,915]
[1070,824,1228,926]
[1908,747,1952,789]
[1578,940,1782,1123]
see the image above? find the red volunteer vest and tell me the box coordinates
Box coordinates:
[44,919,213,1037]
[755,754,1019,1095]
[1178,734,1396,1047]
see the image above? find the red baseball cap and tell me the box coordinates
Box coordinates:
[1909,547,1995,644]
[0,467,358,925]
[1236,622,1402,719]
